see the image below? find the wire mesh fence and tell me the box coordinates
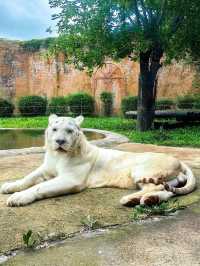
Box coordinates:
[1,100,200,117]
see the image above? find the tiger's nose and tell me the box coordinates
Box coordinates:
[56,139,66,145]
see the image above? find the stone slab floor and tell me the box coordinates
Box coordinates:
[0,143,200,265]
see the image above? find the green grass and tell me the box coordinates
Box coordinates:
[130,200,185,221]
[1,116,200,147]
[80,215,102,231]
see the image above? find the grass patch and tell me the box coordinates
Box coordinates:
[1,116,200,147]
[0,116,48,128]
[130,200,185,221]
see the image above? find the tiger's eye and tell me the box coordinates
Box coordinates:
[53,128,57,132]
[66,129,73,134]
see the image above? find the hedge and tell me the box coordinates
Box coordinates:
[121,96,138,116]
[48,97,69,116]
[155,98,174,110]
[0,98,15,117]
[18,95,47,116]
[67,92,95,116]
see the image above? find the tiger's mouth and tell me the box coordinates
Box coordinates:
[56,146,67,152]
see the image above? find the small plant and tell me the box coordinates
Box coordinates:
[48,96,69,116]
[100,91,113,116]
[81,215,101,231]
[152,126,169,142]
[23,230,37,248]
[18,95,47,116]
[121,96,138,116]
[155,98,174,110]
[0,98,15,117]
[131,200,185,221]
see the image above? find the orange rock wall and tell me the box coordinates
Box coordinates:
[0,39,199,112]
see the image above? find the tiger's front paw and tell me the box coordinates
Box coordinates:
[7,191,36,207]
[1,181,22,194]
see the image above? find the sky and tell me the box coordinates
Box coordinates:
[0,0,58,40]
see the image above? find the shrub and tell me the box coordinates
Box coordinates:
[48,97,69,116]
[18,95,47,116]
[176,95,195,109]
[0,98,15,117]
[193,95,200,109]
[100,91,113,116]
[67,92,95,116]
[155,98,174,110]
[121,96,138,116]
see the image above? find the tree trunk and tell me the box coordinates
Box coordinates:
[137,47,163,131]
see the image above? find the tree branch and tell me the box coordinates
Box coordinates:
[170,16,184,35]
[133,0,142,28]
[139,0,149,25]
[146,6,154,23]
[157,0,166,26]
[127,15,135,25]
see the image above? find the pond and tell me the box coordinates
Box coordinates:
[0,129,104,150]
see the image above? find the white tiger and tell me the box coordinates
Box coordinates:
[1,114,196,207]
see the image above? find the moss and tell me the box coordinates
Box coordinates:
[20,38,56,52]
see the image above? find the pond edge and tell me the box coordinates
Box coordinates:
[0,128,129,157]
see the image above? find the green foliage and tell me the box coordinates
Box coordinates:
[48,96,69,116]
[23,230,37,248]
[155,98,174,110]
[81,215,101,231]
[131,200,185,221]
[165,0,200,64]
[18,96,47,116]
[49,0,200,69]
[176,95,196,109]
[121,96,138,116]
[0,98,14,117]
[100,91,113,116]
[67,92,95,116]
[20,37,56,52]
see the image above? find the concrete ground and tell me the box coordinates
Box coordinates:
[0,143,200,265]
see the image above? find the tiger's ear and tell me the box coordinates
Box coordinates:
[49,114,57,124]
[74,115,84,126]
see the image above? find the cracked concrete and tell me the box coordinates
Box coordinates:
[4,207,200,266]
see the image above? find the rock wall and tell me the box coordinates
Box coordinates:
[0,39,199,112]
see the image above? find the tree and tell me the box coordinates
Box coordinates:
[163,0,200,64]
[49,0,200,131]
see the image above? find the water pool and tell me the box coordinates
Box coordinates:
[0,129,104,150]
